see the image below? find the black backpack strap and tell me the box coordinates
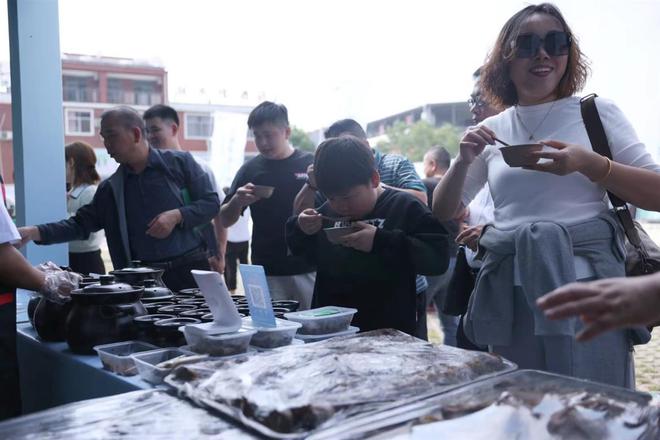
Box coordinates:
[580,94,642,248]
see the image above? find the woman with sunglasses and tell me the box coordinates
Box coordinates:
[433,3,660,388]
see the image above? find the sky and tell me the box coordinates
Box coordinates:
[1,0,659,152]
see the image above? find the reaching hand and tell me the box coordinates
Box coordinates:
[209,255,226,274]
[459,125,496,164]
[146,209,182,239]
[338,221,377,253]
[297,209,322,235]
[306,164,317,189]
[537,274,660,341]
[524,140,597,176]
[18,226,41,247]
[456,224,484,251]
[39,265,83,303]
[232,183,261,208]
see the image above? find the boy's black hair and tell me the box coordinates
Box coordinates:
[143,104,180,126]
[314,135,376,196]
[324,118,367,140]
[247,101,289,129]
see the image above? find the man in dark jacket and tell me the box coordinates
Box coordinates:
[18,107,220,291]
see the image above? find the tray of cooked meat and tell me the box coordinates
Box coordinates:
[165,329,516,439]
[312,369,660,440]
[0,389,257,440]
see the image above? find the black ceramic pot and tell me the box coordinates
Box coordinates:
[27,295,40,327]
[33,298,72,341]
[65,275,147,354]
[109,261,165,287]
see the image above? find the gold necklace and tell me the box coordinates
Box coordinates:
[515,100,557,142]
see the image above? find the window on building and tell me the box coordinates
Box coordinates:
[65,109,94,136]
[63,76,97,102]
[185,114,214,139]
[134,80,160,106]
[107,78,124,104]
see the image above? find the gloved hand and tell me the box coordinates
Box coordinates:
[36,261,82,303]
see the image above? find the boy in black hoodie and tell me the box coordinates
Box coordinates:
[286,136,449,336]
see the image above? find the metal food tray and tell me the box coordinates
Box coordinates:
[309,369,657,440]
[165,329,516,439]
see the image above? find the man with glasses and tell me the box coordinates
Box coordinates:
[468,67,500,124]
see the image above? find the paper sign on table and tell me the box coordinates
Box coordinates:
[189,270,242,335]
[239,264,276,327]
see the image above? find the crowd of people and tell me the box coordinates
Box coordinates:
[1,1,660,421]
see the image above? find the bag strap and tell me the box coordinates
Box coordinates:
[579,94,643,248]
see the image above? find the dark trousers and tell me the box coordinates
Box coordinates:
[68,250,106,275]
[456,315,488,351]
[414,291,428,341]
[224,241,249,290]
[0,297,21,420]
[162,258,211,293]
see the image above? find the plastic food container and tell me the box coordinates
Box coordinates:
[294,326,360,343]
[284,306,357,335]
[182,326,256,356]
[242,317,302,349]
[131,348,198,384]
[93,340,158,375]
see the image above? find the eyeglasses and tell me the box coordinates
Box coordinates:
[467,97,486,109]
[514,31,571,58]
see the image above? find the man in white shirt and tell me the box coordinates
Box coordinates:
[143,104,228,275]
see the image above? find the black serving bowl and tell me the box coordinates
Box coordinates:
[134,313,176,342]
[272,300,300,313]
[157,304,198,316]
[144,301,176,314]
[180,308,211,320]
[177,288,200,296]
[272,307,289,319]
[179,298,207,307]
[236,306,250,316]
[153,317,201,347]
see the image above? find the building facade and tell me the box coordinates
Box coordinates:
[0,54,256,189]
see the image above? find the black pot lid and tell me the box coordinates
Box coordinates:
[111,266,162,274]
[110,260,163,275]
[141,279,173,298]
[73,275,142,295]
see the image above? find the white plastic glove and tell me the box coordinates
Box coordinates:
[36,262,82,303]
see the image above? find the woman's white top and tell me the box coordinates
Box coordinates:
[0,202,19,245]
[462,96,660,230]
[228,207,251,243]
[67,184,105,253]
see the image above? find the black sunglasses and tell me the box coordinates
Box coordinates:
[514,31,571,58]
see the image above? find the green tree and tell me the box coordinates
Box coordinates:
[376,120,461,162]
[290,126,315,152]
